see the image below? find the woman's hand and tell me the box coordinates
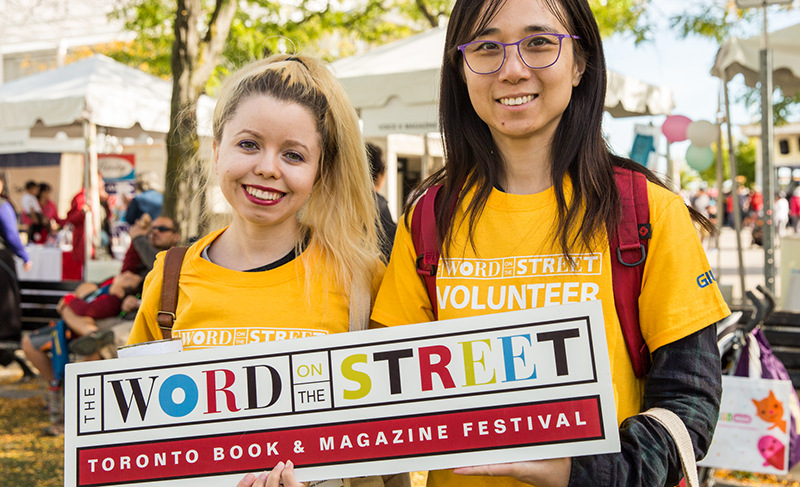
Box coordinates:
[236,460,309,487]
[453,457,572,487]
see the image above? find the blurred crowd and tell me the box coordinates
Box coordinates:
[0,170,178,435]
[686,182,800,249]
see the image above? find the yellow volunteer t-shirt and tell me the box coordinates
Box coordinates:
[372,181,729,487]
[129,227,364,349]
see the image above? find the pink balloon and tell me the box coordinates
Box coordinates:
[661,115,693,143]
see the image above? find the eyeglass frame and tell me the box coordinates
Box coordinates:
[457,33,580,75]
[150,225,177,233]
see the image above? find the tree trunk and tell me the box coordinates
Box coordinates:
[163,0,237,239]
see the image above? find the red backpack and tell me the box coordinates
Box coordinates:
[411,166,653,378]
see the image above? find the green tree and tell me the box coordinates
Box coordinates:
[590,0,651,42]
[107,0,656,235]
[108,0,420,234]
[695,138,757,187]
[740,85,800,126]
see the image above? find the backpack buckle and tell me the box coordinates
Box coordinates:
[416,254,437,276]
[617,245,647,267]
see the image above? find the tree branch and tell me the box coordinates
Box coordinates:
[191,0,238,95]
[415,0,439,27]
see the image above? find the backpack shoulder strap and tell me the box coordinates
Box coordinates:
[610,167,652,378]
[411,185,443,320]
[157,246,188,339]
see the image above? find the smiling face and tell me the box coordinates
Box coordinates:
[463,0,584,149]
[214,94,321,235]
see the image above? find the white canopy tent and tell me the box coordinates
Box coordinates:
[331,27,675,217]
[0,54,213,269]
[711,22,800,305]
[711,22,800,98]
[0,54,214,152]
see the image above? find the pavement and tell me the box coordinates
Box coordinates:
[706,226,788,309]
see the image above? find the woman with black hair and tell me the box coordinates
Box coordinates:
[0,177,30,348]
[372,0,730,485]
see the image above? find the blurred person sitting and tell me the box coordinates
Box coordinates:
[124,170,163,225]
[126,215,182,275]
[20,270,143,436]
[21,271,143,384]
[366,142,396,262]
[20,215,181,384]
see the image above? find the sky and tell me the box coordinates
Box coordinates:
[600,0,800,172]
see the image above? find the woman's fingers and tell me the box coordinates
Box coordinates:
[236,462,281,487]
[236,472,259,487]
[266,462,285,487]
[235,459,307,487]
[281,460,310,487]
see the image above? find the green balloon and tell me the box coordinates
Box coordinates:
[686,145,715,172]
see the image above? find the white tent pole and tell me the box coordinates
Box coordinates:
[723,70,748,302]
[715,102,724,274]
[759,5,777,295]
[421,133,430,181]
[83,120,100,273]
[386,137,399,221]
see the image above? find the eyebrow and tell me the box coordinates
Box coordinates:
[475,24,561,38]
[234,129,263,139]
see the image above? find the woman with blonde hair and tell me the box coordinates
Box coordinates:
[128,54,389,484]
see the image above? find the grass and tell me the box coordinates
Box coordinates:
[0,371,64,486]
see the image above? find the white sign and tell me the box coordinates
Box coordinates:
[699,375,792,474]
[64,301,619,487]
[735,0,792,8]
[360,97,439,137]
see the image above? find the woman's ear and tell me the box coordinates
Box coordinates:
[212,140,220,175]
[572,57,586,87]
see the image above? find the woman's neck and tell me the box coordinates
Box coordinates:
[495,137,553,195]
[208,217,300,271]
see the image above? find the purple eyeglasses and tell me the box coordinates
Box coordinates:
[458,33,580,75]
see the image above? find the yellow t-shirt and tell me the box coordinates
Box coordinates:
[128,227,370,349]
[371,181,729,487]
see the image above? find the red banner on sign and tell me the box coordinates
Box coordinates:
[78,397,603,486]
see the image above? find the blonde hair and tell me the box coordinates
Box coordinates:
[213,54,383,311]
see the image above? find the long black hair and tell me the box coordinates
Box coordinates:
[407,0,709,258]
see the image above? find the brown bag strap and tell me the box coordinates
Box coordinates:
[157,246,188,339]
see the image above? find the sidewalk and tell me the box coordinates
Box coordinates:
[706,226,782,308]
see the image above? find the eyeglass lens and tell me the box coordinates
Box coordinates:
[151,226,174,233]
[463,34,565,74]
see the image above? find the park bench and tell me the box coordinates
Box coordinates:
[0,279,81,379]
[761,311,800,389]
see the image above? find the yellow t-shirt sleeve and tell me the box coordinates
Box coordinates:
[638,184,730,351]
[371,213,436,327]
[127,252,167,345]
